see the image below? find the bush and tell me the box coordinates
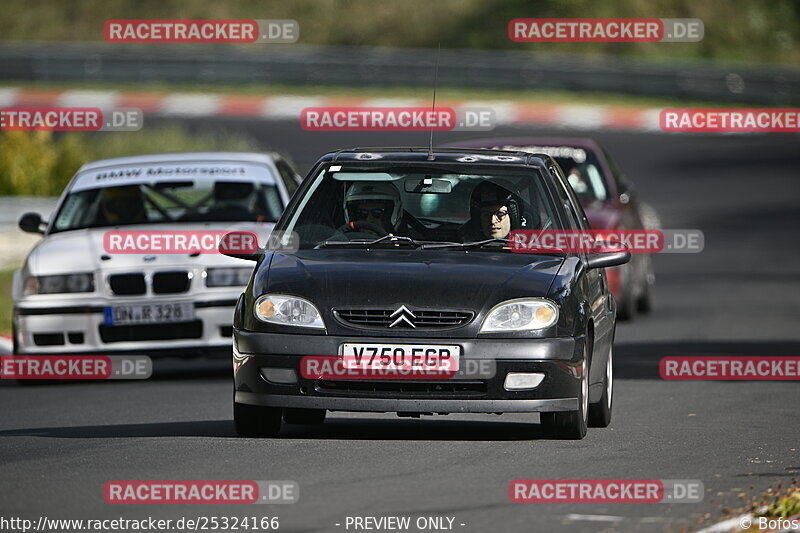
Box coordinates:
[0,126,260,196]
[0,131,60,195]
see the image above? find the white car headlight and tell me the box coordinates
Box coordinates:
[479,298,559,333]
[206,267,252,287]
[24,273,94,295]
[254,294,325,329]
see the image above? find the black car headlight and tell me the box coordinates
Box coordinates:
[24,273,95,295]
[205,267,252,287]
[479,298,559,333]
[253,294,325,329]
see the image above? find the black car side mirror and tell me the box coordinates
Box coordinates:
[618,181,636,205]
[19,212,46,234]
[586,250,631,270]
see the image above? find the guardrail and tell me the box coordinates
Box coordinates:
[1,42,799,105]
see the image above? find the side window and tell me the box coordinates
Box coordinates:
[54,189,100,230]
[553,164,592,230]
[549,165,584,230]
[275,160,299,197]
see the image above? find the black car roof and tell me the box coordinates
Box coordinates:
[318,147,555,168]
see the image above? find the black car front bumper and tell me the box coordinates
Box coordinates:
[233,330,585,414]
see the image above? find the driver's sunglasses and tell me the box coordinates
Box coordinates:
[354,207,387,219]
[481,209,509,221]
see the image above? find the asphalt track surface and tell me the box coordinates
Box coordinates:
[2,119,800,533]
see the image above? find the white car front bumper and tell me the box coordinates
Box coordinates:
[13,294,241,357]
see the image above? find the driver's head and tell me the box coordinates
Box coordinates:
[343,182,402,233]
[566,167,589,194]
[470,181,520,239]
[100,186,146,224]
[213,181,255,204]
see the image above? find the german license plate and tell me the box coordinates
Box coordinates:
[340,343,460,372]
[104,302,194,325]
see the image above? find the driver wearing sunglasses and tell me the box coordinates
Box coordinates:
[479,205,511,239]
[462,180,522,241]
[343,182,403,236]
[352,204,389,223]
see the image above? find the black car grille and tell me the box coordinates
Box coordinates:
[316,379,486,397]
[33,333,64,346]
[108,271,191,295]
[335,309,473,329]
[109,274,146,295]
[153,271,191,294]
[99,320,202,343]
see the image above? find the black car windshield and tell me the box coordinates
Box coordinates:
[50,176,284,233]
[283,164,562,250]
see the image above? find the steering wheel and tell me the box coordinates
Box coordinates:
[338,221,389,237]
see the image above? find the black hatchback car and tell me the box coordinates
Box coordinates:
[228,148,629,439]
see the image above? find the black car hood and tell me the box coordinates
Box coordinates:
[257,249,564,336]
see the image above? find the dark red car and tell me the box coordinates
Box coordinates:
[447,137,656,320]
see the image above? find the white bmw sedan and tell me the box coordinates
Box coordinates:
[11,152,301,358]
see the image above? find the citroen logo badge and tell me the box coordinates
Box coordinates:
[389,305,416,328]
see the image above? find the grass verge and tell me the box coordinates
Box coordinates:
[0,269,15,336]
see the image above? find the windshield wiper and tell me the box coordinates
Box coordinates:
[315,235,425,249]
[421,238,567,254]
[420,238,508,250]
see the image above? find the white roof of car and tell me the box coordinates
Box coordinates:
[77,151,280,172]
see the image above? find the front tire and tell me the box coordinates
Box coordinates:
[588,347,613,427]
[541,345,589,440]
[234,402,282,437]
[617,285,637,321]
[615,262,638,321]
[637,271,655,313]
[12,318,19,354]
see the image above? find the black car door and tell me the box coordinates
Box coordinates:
[549,163,614,368]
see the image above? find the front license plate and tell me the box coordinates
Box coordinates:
[104,302,195,325]
[340,343,460,372]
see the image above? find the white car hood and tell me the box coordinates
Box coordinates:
[25,222,273,275]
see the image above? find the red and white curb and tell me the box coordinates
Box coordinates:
[0,87,663,132]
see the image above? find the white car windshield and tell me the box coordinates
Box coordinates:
[51,177,284,233]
